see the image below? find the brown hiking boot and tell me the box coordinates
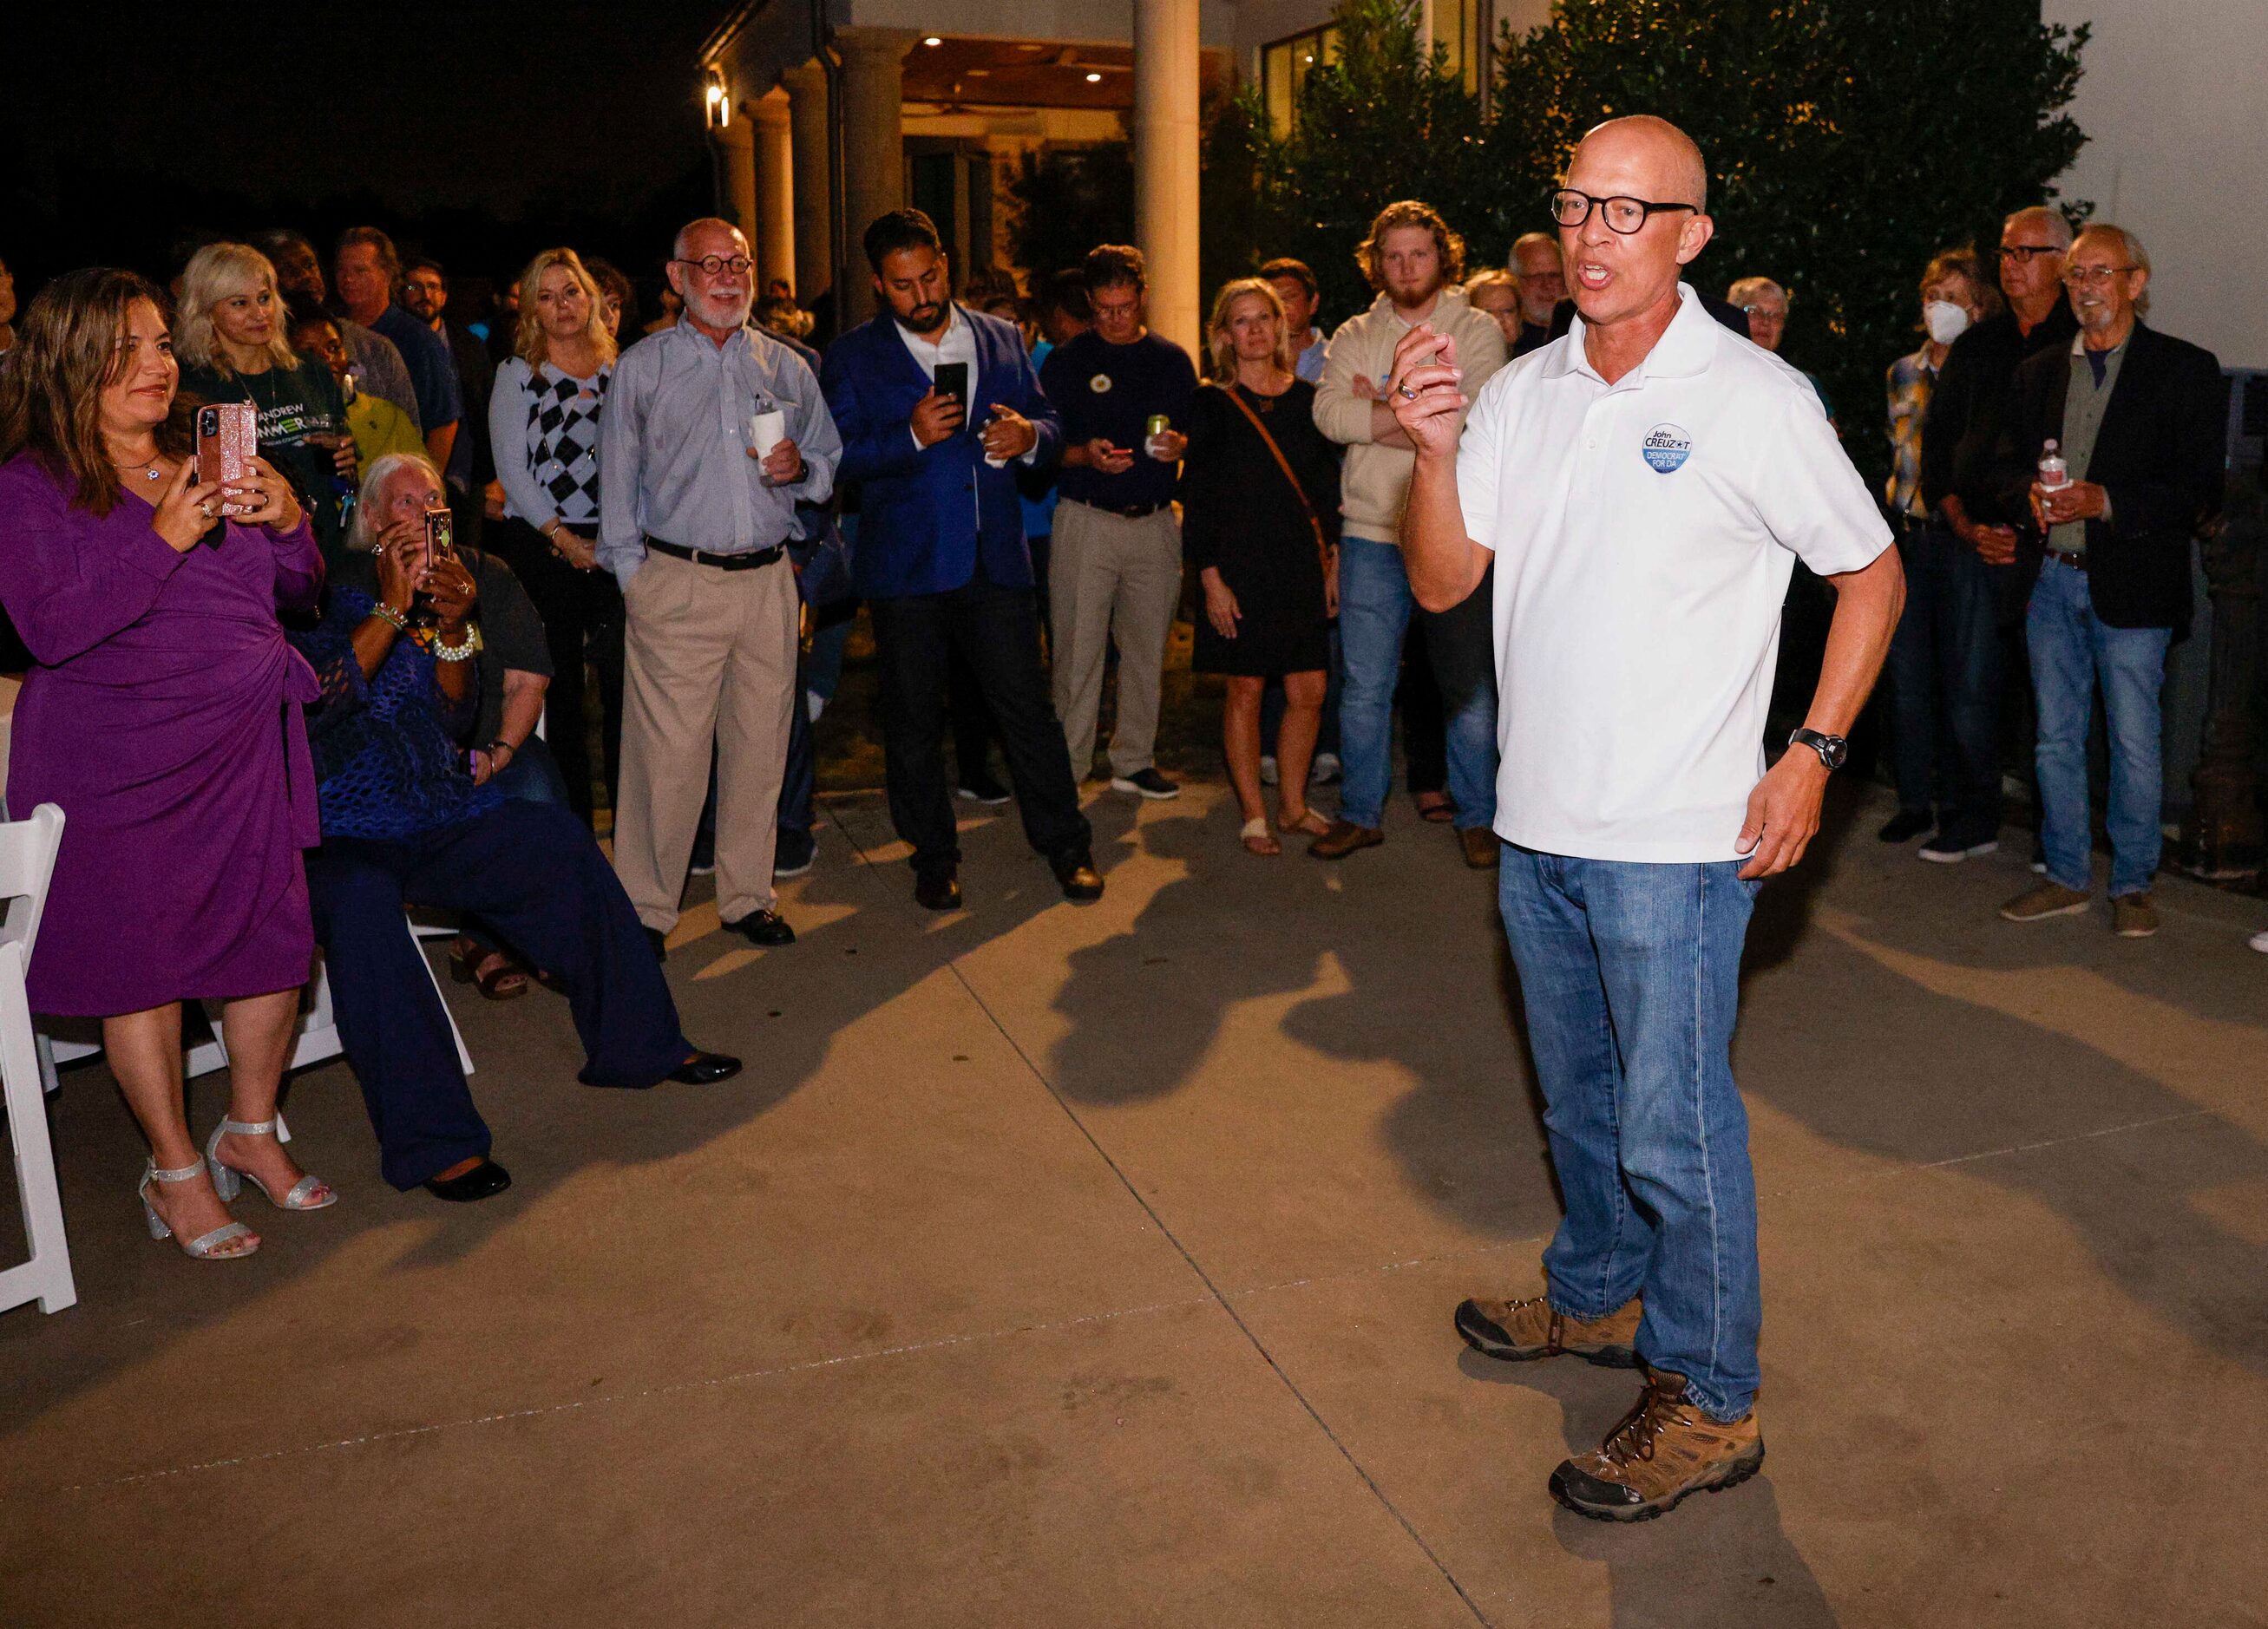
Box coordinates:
[1308,820,1384,860]
[2112,893,2159,939]
[1453,1292,1642,1368]
[1550,1368,1764,1522]
[2000,880,2091,923]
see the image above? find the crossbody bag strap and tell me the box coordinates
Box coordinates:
[1218,385,1332,575]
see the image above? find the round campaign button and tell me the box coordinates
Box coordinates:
[1641,423,1693,474]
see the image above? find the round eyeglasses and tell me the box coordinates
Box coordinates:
[1548,189,1699,235]
[2061,263,2135,288]
[675,254,753,277]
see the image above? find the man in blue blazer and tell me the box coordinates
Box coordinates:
[821,210,1102,910]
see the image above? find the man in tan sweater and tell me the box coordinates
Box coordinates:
[1312,201,1509,865]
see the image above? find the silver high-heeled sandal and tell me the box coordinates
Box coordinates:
[206,1113,337,1211]
[141,1158,259,1259]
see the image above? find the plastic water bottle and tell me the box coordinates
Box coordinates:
[2036,438,2069,491]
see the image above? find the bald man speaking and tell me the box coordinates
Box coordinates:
[1391,116,1903,1521]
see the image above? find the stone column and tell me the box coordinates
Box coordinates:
[784,61,835,309]
[1132,0,1202,357]
[836,27,919,328]
[711,108,757,252]
[752,88,796,295]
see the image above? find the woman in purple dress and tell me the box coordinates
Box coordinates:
[0,269,338,1260]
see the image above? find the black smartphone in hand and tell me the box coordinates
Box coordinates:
[933,362,969,421]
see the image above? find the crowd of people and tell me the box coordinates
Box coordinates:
[0,105,2246,1518]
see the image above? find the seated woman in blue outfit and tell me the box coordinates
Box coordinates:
[291,452,744,1202]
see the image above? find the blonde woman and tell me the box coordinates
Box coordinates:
[177,241,358,559]
[1183,278,1340,854]
[487,247,622,825]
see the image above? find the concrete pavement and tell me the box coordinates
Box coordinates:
[2,777,2264,1626]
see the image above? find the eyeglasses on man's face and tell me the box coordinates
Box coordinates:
[676,254,752,278]
[1549,189,1699,235]
[2062,263,2135,288]
[1998,244,2062,264]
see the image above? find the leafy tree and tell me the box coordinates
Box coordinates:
[1201,0,2088,486]
[1494,0,2089,483]
[1205,0,1500,328]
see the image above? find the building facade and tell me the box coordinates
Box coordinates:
[702,2,2263,370]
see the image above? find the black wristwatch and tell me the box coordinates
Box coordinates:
[1788,728,1847,771]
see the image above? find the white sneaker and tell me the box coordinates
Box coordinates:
[2250,930,2268,954]
[1312,752,1343,786]
[1260,756,1279,787]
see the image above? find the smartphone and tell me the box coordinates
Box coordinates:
[423,506,456,564]
[933,361,969,421]
[195,402,257,500]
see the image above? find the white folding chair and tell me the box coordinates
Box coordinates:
[188,938,472,1080]
[0,804,77,1315]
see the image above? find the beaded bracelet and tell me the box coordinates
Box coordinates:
[432,625,483,663]
[368,602,410,632]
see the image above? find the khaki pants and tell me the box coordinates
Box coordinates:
[1049,499,1183,780]
[614,550,797,932]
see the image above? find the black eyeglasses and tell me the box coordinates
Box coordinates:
[1548,189,1699,235]
[674,254,752,277]
[1998,245,2062,264]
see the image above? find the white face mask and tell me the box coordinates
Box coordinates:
[1924,300,1972,345]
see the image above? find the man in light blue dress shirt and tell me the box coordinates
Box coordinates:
[600,219,843,958]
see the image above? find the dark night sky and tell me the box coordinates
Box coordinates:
[4,2,731,307]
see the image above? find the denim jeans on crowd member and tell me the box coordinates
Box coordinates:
[1336,537,1498,831]
[1885,525,2002,844]
[1498,847,1763,1423]
[2027,557,2171,899]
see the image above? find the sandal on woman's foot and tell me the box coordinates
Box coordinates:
[453,946,528,1001]
[1240,816,1281,856]
[208,1114,337,1212]
[140,1158,259,1259]
[1277,808,1332,837]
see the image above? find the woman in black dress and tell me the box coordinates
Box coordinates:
[1183,279,1340,855]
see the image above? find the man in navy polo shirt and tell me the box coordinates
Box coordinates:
[1038,245,1198,799]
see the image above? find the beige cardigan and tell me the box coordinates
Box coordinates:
[1311,286,1510,545]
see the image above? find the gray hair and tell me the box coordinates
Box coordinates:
[1726,276,1787,309]
[2070,221,2151,316]
[672,217,746,263]
[2002,206,2075,251]
[346,451,445,552]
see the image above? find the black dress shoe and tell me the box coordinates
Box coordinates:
[1054,859,1105,902]
[645,927,668,963]
[914,870,962,912]
[1876,808,1934,844]
[724,909,796,946]
[423,1159,512,1202]
[666,1050,744,1084]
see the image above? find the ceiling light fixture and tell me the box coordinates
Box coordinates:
[922,35,942,46]
[1085,71,1103,82]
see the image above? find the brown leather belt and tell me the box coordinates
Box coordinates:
[2044,547,2087,572]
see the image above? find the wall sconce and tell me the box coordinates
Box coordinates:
[705,68,731,129]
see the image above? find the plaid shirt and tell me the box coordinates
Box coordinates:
[1884,347,1937,517]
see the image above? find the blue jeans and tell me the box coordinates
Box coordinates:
[1337,537,1497,830]
[2027,558,2170,898]
[1885,526,2002,844]
[1498,847,1762,1422]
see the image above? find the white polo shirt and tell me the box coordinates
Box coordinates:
[1458,284,1890,863]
